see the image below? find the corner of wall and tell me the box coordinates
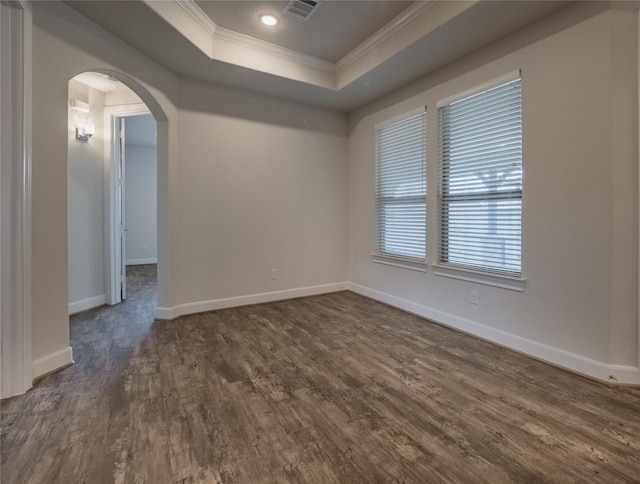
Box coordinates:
[32,346,73,381]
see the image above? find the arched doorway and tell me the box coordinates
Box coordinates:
[67,71,160,315]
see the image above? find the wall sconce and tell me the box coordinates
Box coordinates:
[76,122,95,141]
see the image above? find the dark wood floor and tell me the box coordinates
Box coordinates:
[2,265,640,483]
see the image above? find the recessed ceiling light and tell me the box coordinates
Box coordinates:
[259,14,279,26]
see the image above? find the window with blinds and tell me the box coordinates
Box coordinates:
[438,78,522,276]
[375,110,427,262]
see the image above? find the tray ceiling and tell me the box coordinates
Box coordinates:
[66,0,574,112]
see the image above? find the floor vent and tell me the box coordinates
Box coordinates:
[283,0,319,20]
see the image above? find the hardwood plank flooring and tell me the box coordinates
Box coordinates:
[2,264,640,483]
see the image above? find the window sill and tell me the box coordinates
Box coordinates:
[372,254,427,272]
[431,263,526,292]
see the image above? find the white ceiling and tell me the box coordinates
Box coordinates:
[73,71,128,93]
[66,0,573,112]
[194,1,414,62]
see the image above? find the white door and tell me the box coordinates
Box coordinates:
[105,104,150,306]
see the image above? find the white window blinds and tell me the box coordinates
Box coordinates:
[438,78,522,276]
[375,110,426,262]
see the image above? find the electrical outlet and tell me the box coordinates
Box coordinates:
[271,269,278,280]
[470,290,479,305]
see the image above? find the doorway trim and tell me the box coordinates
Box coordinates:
[103,103,151,306]
[0,0,33,398]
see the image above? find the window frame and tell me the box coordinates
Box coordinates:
[373,108,427,270]
[434,72,526,291]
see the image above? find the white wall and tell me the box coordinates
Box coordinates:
[347,5,639,383]
[105,88,142,107]
[68,79,106,314]
[169,78,348,316]
[124,114,157,265]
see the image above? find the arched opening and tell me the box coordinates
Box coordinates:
[66,69,167,329]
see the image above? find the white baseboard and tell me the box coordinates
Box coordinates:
[347,283,640,385]
[155,282,348,320]
[126,258,157,266]
[32,346,73,380]
[151,280,639,385]
[69,294,106,315]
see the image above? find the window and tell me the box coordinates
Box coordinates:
[375,110,427,263]
[438,77,522,277]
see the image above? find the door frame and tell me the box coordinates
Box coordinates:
[0,0,33,398]
[103,104,150,305]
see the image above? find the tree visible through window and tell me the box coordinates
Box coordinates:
[438,78,522,276]
[375,110,427,262]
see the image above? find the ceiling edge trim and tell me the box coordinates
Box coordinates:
[175,0,217,36]
[154,0,479,93]
[213,27,336,74]
[335,0,438,73]
[170,1,443,78]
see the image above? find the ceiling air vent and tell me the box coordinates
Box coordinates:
[283,0,319,20]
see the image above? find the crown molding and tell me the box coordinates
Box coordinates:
[165,0,455,90]
[213,26,336,74]
[171,0,440,79]
[173,0,334,74]
[335,0,438,74]
[175,0,217,37]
